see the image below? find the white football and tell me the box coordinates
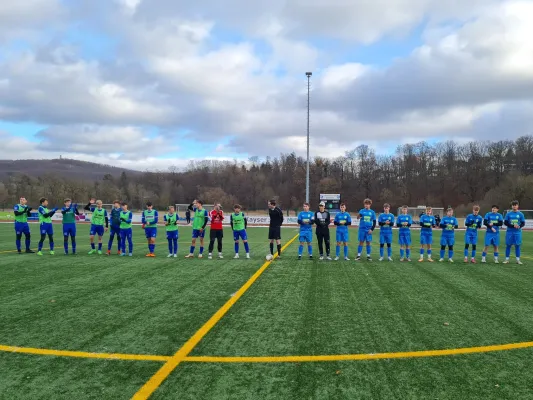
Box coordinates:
[266,254,273,261]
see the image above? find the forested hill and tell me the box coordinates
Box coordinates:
[0,159,139,180]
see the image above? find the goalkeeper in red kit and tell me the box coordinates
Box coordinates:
[208,203,224,259]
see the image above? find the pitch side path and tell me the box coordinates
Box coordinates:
[1,224,533,399]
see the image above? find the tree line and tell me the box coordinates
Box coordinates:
[2,136,533,216]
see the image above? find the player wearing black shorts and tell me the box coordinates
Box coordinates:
[268,200,284,258]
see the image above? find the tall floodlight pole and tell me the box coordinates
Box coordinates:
[306,72,312,204]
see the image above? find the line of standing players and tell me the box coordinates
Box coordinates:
[296,199,526,264]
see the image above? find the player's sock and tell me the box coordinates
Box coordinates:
[516,245,521,258]
[440,249,445,259]
[343,245,348,258]
[420,248,424,257]
[25,236,31,251]
[199,246,204,255]
[471,246,476,258]
[505,245,511,258]
[336,245,340,257]
[108,234,114,251]
[98,243,102,251]
[168,239,172,254]
[387,245,392,258]
[16,235,22,251]
[448,249,453,259]
[173,239,178,254]
[366,245,371,256]
[357,245,363,256]
[406,249,411,259]
[190,246,195,254]
[400,248,405,258]
[244,242,249,253]
[308,245,312,256]
[270,243,274,255]
[298,244,303,256]
[91,243,95,250]
[128,238,133,253]
[482,251,487,257]
[277,244,282,256]
[50,241,54,251]
[235,243,239,253]
[64,238,68,253]
[379,245,384,258]
[428,250,432,258]
[494,252,499,259]
[464,247,469,257]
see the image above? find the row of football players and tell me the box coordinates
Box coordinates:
[12,197,251,258]
[297,200,525,264]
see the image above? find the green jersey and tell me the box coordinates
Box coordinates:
[143,209,158,227]
[38,206,52,224]
[165,213,178,231]
[91,208,107,226]
[62,206,77,224]
[14,204,29,223]
[120,211,132,229]
[192,208,208,230]
[232,212,246,231]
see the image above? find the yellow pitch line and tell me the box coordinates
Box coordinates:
[0,344,170,362]
[131,233,300,400]
[0,250,18,254]
[184,341,533,363]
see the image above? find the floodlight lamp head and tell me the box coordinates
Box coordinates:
[306,72,312,76]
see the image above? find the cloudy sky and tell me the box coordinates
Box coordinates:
[1,0,532,171]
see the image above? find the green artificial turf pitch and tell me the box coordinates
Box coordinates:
[1,223,533,399]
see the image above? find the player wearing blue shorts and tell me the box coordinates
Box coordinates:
[119,202,133,256]
[85,199,109,255]
[334,203,352,260]
[419,207,436,262]
[297,203,314,259]
[464,205,483,263]
[107,201,122,255]
[356,199,377,261]
[61,198,79,255]
[13,197,34,254]
[142,202,159,257]
[378,203,395,261]
[396,206,413,262]
[164,206,179,258]
[481,205,503,263]
[37,197,58,256]
[439,208,458,263]
[503,200,525,265]
[186,200,209,258]
[231,204,250,259]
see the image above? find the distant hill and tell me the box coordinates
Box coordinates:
[0,159,140,180]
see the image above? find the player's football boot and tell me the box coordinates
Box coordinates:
[439,258,444,262]
[427,258,434,262]
[344,257,350,261]
[49,251,55,255]
[464,257,469,263]
[185,254,194,258]
[117,250,121,255]
[98,250,102,255]
[406,258,412,262]
[298,255,302,260]
[503,259,510,264]
[319,256,324,260]
[234,254,240,259]
[120,253,126,257]
[448,259,454,263]
[334,256,340,261]
[494,258,499,264]
[88,249,96,255]
[17,250,22,254]
[208,254,213,259]
[167,254,173,258]
[198,254,203,258]
[400,257,405,262]
[25,249,35,254]
[366,256,372,261]
[379,257,384,261]
[107,250,111,256]
[326,256,332,260]
[355,256,361,261]
[37,251,43,256]
[418,258,424,262]
[219,254,223,259]
[246,254,250,259]
[481,258,486,263]
[517,260,523,265]
[173,254,177,258]
[388,257,393,262]
[471,259,477,264]
[309,255,313,259]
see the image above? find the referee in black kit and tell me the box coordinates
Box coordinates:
[268,200,284,258]
[315,201,332,260]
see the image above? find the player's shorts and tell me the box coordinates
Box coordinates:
[358,228,372,243]
[299,230,313,243]
[90,224,105,236]
[440,236,455,247]
[380,231,393,244]
[465,232,478,245]
[316,229,330,241]
[420,232,433,245]
[336,230,349,243]
[109,225,120,236]
[210,229,223,240]
[233,230,248,241]
[399,232,411,246]
[63,223,76,237]
[506,231,522,246]
[120,228,132,239]
[192,229,205,239]
[166,230,178,240]
[484,232,500,247]
[14,222,30,235]
[145,227,157,238]
[268,226,281,240]
[40,223,53,235]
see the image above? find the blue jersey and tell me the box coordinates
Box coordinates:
[504,211,525,232]
[396,214,413,234]
[110,207,122,227]
[297,211,314,232]
[465,214,483,232]
[358,209,376,231]
[378,213,395,232]
[420,215,436,232]
[440,216,458,237]
[334,212,352,231]
[483,212,503,232]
